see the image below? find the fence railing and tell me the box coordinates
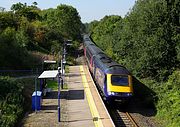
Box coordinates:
[0,68,43,77]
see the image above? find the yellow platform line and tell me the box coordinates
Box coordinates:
[80,66,104,127]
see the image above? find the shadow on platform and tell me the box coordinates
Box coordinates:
[43,90,84,100]
[68,90,84,100]
[41,105,58,110]
[68,73,83,77]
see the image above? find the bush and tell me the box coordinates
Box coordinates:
[0,77,24,127]
[156,70,180,127]
[140,71,180,127]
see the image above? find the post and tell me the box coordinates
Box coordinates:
[61,60,64,89]
[35,77,37,113]
[58,51,61,67]
[40,79,42,91]
[57,68,61,122]
[42,61,44,72]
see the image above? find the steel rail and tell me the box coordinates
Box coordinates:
[126,112,139,127]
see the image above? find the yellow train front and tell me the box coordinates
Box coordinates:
[104,66,133,101]
[83,35,133,102]
[92,54,133,101]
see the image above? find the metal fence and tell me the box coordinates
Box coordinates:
[0,68,43,77]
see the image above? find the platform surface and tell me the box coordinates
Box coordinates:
[67,66,94,127]
[21,65,114,127]
[67,65,114,127]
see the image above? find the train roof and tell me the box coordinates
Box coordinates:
[83,35,130,75]
[84,40,94,47]
[95,53,130,75]
[83,35,93,46]
[83,34,91,41]
[86,44,103,55]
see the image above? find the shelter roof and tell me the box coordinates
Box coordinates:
[44,60,56,64]
[38,70,58,79]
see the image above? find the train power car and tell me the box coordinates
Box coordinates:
[83,35,133,101]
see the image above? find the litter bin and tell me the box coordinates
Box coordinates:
[32,91,42,111]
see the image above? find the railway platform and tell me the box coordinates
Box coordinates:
[21,65,114,127]
[66,65,114,127]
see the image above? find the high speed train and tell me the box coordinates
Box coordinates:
[83,34,133,101]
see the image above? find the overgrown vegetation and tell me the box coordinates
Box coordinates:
[0,2,83,70]
[87,0,179,126]
[140,71,180,127]
[0,2,83,126]
[0,77,24,127]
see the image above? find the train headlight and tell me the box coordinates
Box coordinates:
[127,93,132,96]
[108,91,115,95]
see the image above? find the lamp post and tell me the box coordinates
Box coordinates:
[61,40,72,89]
[58,67,61,122]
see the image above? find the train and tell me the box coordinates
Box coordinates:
[83,34,133,101]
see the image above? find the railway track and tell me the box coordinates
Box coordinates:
[114,110,138,127]
[107,103,139,127]
[78,53,139,127]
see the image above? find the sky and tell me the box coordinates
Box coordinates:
[1,0,136,23]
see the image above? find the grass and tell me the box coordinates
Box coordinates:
[47,80,58,90]
[65,65,69,73]
[62,83,68,90]
[46,80,68,90]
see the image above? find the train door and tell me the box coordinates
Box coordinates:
[90,55,95,73]
[84,45,87,56]
[103,75,108,97]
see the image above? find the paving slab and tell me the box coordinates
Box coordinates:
[67,66,94,127]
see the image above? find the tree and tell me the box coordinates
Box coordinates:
[0,12,17,31]
[90,0,179,78]
[56,4,82,40]
[90,15,122,56]
[44,4,82,40]
[11,2,40,21]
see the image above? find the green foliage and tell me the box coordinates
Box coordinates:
[87,20,99,34]
[42,4,83,41]
[56,4,82,40]
[11,2,40,21]
[134,70,179,127]
[0,2,83,126]
[0,76,24,127]
[91,15,122,52]
[0,27,42,69]
[141,71,180,127]
[0,27,28,69]
[87,0,180,126]
[89,0,179,80]
[118,0,178,78]
[0,12,17,31]
[47,80,58,90]
[0,2,83,70]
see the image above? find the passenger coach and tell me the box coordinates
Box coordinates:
[83,35,133,101]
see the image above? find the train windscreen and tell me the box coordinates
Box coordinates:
[111,75,128,86]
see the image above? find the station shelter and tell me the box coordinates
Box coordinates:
[32,69,61,122]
